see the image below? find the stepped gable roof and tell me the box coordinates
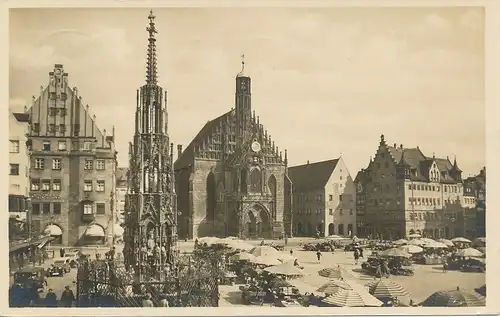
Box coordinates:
[288,159,339,192]
[174,110,232,170]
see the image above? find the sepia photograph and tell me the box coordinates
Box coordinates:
[5,2,492,313]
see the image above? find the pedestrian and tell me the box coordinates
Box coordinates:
[442,258,448,273]
[44,289,57,307]
[9,282,24,307]
[354,248,360,265]
[316,250,322,263]
[289,249,293,256]
[60,285,75,307]
[359,247,364,258]
[158,295,169,307]
[28,285,40,307]
[142,294,154,307]
[59,247,65,258]
[383,261,391,278]
[109,247,116,261]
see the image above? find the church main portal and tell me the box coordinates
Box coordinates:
[242,204,272,239]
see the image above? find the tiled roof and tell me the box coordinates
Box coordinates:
[288,159,339,192]
[174,110,232,170]
[385,140,460,183]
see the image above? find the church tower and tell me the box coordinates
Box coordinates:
[123,10,177,280]
[235,55,252,145]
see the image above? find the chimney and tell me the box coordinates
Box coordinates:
[400,144,403,149]
[393,143,396,147]
[307,160,310,164]
[177,144,183,159]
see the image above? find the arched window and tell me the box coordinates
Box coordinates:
[328,223,335,235]
[268,175,277,219]
[240,169,247,193]
[250,168,262,193]
[206,172,216,221]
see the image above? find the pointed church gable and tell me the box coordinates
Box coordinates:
[175,110,234,170]
[26,64,112,146]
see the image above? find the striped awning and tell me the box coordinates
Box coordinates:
[84,224,105,237]
[43,224,62,236]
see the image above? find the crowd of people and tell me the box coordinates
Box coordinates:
[9,284,76,308]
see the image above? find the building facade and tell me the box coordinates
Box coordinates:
[463,167,486,238]
[289,158,356,238]
[9,109,31,240]
[27,64,117,246]
[355,135,466,240]
[175,61,292,240]
[115,167,128,226]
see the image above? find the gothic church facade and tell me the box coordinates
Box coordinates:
[174,64,292,239]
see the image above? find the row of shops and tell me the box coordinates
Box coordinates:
[9,236,55,274]
[39,223,125,246]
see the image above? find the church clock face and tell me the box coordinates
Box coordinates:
[251,141,261,153]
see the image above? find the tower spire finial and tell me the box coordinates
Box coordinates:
[237,54,246,77]
[146,10,158,86]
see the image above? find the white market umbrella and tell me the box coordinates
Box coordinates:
[231,252,256,262]
[454,248,483,258]
[322,282,382,307]
[399,245,423,254]
[250,255,281,267]
[436,239,454,247]
[423,241,448,249]
[451,237,472,243]
[408,238,426,246]
[263,262,304,277]
[250,246,280,257]
[393,239,408,245]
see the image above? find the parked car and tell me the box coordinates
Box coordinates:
[14,266,47,291]
[64,251,80,268]
[52,257,72,273]
[46,264,64,277]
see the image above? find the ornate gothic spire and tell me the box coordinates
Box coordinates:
[146,10,158,86]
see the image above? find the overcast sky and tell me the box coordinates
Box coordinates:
[9,7,484,176]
